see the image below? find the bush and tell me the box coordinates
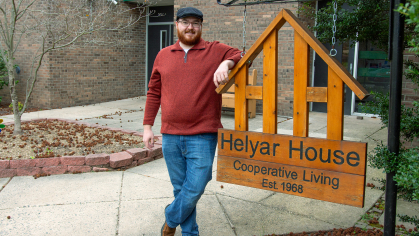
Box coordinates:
[9,102,23,112]
[0,54,8,104]
[360,58,419,233]
[358,0,419,233]
[397,0,419,54]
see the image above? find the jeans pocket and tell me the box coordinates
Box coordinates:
[198,133,218,141]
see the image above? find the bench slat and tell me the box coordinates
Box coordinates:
[222,69,258,119]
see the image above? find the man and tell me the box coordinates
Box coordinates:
[143,7,242,236]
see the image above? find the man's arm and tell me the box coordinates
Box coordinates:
[213,60,235,88]
[143,125,154,149]
[143,56,162,149]
[143,80,160,149]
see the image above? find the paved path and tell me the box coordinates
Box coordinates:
[0,96,417,236]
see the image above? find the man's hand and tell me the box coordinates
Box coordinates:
[143,125,155,149]
[213,60,235,88]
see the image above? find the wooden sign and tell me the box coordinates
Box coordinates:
[218,129,367,175]
[217,129,367,207]
[216,9,370,208]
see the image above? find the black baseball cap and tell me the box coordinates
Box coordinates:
[176,7,203,21]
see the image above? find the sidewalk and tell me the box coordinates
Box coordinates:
[0,96,417,236]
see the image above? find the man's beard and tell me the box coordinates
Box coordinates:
[177,28,201,46]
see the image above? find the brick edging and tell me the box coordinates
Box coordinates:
[0,118,163,178]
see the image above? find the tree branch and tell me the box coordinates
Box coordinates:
[0,2,11,48]
[0,4,6,16]
[21,34,48,116]
[12,25,31,55]
[16,0,37,20]
[0,21,10,49]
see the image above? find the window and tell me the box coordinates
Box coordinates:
[160,30,167,50]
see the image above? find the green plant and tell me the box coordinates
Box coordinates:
[0,79,7,89]
[397,0,419,54]
[362,70,419,233]
[0,118,5,133]
[393,149,419,201]
[404,58,419,91]
[307,0,419,232]
[299,0,392,51]
[0,50,20,104]
[371,177,386,191]
[0,52,8,104]
[9,102,23,112]
[369,144,419,201]
[359,90,419,142]
[299,0,418,53]
[397,215,419,236]
[361,212,374,221]
[363,0,419,229]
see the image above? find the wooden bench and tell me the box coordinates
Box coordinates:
[222,69,257,118]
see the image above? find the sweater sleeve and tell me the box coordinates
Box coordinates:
[143,59,162,126]
[220,43,242,68]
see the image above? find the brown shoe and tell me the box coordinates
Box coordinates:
[161,222,176,236]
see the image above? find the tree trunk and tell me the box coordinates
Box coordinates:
[8,59,23,135]
[13,108,22,135]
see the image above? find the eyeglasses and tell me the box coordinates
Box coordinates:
[178,20,201,28]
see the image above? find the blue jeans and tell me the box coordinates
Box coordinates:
[162,133,218,236]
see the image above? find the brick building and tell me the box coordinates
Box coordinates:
[143,0,419,119]
[1,0,417,121]
[0,1,147,109]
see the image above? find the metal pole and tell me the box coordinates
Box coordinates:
[384,0,405,235]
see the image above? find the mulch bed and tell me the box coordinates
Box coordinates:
[0,119,145,160]
[266,227,384,236]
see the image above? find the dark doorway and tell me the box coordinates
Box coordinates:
[311,1,355,115]
[147,6,174,89]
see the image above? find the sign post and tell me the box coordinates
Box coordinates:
[384,0,405,235]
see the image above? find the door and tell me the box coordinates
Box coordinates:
[147,6,174,89]
[147,24,173,84]
[353,45,391,114]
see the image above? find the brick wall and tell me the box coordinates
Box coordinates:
[402,52,419,108]
[402,52,419,149]
[0,2,146,109]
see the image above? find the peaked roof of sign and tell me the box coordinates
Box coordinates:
[216,9,369,100]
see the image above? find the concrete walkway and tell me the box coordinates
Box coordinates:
[0,96,417,236]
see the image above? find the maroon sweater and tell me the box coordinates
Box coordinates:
[143,39,242,135]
